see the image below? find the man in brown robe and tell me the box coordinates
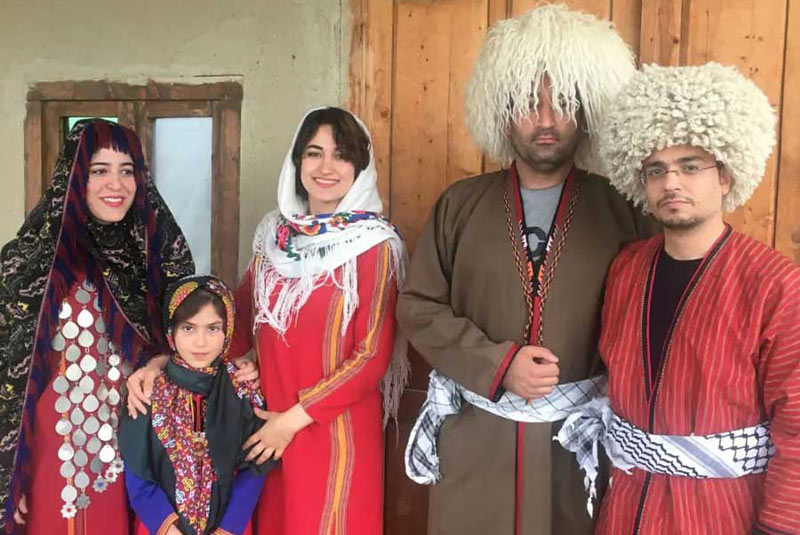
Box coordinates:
[396,6,656,535]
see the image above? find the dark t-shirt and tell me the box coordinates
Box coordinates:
[648,249,702,379]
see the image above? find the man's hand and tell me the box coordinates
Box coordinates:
[501,345,560,400]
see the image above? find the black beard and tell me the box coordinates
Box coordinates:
[658,214,704,230]
[509,129,581,173]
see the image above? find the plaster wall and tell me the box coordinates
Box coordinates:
[0,0,351,273]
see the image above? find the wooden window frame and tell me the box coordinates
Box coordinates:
[24,80,243,285]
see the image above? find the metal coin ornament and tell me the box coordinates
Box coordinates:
[53,286,126,519]
[69,387,84,404]
[74,449,89,467]
[55,395,71,413]
[62,321,79,340]
[58,443,75,462]
[60,461,76,479]
[60,485,77,503]
[51,333,66,352]
[53,375,69,394]
[86,438,102,455]
[78,329,95,348]
[80,354,97,373]
[75,289,91,304]
[70,406,85,425]
[77,308,94,327]
[99,444,116,463]
[65,344,81,362]
[55,418,73,436]
[65,363,82,381]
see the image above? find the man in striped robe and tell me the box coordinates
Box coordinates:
[590,63,800,534]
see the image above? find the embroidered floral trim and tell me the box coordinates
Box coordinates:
[276,211,397,260]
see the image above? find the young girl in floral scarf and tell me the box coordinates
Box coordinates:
[120,276,274,535]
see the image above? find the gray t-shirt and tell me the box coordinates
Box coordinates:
[520,183,564,265]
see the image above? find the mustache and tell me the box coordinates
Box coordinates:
[657,192,694,207]
[530,128,560,142]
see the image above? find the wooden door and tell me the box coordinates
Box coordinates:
[349,1,800,533]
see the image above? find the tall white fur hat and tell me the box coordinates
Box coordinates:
[465,3,636,172]
[598,62,777,212]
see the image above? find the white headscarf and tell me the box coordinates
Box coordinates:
[251,107,408,422]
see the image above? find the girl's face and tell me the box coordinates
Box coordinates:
[173,303,226,369]
[86,148,137,224]
[299,124,356,215]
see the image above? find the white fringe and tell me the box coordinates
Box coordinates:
[251,213,409,424]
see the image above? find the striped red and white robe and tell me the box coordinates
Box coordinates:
[596,226,800,535]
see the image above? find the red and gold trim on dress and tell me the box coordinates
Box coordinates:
[309,245,393,534]
[318,411,356,535]
[298,243,393,409]
[157,512,180,535]
[503,164,582,535]
[489,343,522,401]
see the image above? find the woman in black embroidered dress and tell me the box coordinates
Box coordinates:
[0,119,195,535]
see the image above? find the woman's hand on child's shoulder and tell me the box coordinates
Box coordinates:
[126,354,169,418]
[232,356,259,383]
[13,495,27,525]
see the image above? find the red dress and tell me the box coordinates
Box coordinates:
[230,242,397,535]
[595,230,800,535]
[27,280,132,535]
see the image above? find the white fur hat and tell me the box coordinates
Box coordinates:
[598,62,777,211]
[465,3,636,171]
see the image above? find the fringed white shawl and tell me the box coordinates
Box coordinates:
[251,107,408,424]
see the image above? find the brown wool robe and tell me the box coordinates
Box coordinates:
[396,168,657,535]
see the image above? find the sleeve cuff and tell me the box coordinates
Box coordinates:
[157,513,179,535]
[489,343,521,402]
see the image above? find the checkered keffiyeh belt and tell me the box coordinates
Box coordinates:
[555,397,775,516]
[404,370,607,485]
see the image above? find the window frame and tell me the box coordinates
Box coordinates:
[24,80,243,285]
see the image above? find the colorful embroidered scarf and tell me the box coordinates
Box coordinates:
[251,107,408,424]
[120,275,267,535]
[0,119,194,531]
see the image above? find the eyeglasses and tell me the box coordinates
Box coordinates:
[639,162,721,184]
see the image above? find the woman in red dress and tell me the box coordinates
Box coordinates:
[230,107,407,535]
[0,120,195,535]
